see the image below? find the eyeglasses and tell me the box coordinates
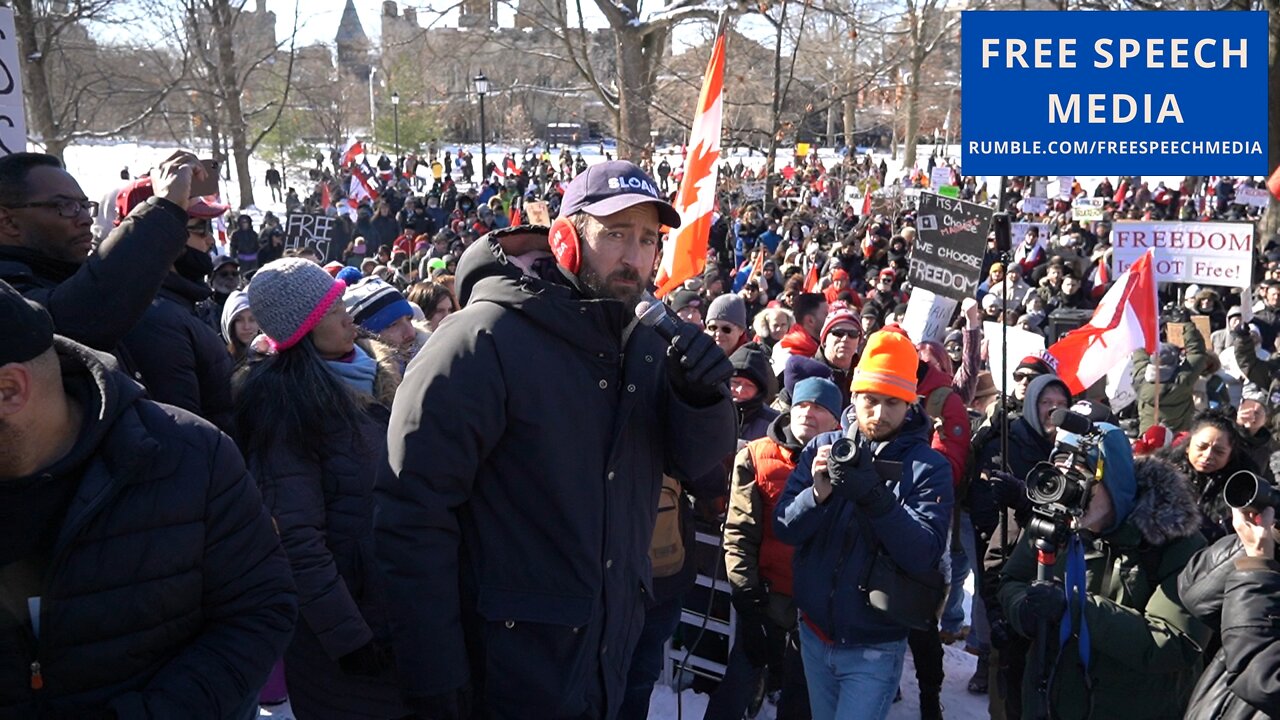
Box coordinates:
[213,269,239,278]
[1014,372,1037,382]
[706,323,738,334]
[187,226,210,237]
[827,328,861,340]
[4,198,99,218]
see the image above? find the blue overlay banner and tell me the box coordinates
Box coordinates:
[961,11,1267,175]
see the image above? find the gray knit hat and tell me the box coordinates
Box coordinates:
[706,293,747,330]
[247,258,347,351]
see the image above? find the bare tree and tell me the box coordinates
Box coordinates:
[181,0,299,208]
[9,0,189,159]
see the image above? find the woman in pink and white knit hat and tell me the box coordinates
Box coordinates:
[233,257,409,720]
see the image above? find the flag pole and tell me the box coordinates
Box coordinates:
[1152,348,1161,432]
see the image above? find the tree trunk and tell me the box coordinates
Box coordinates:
[12,0,64,159]
[903,47,924,170]
[614,26,652,161]
[212,0,255,208]
[763,9,787,214]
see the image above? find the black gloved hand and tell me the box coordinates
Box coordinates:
[986,470,1030,513]
[988,615,1014,651]
[731,593,774,668]
[667,322,734,405]
[408,685,474,720]
[1162,303,1191,325]
[338,640,394,677]
[1018,581,1067,636]
[828,439,895,516]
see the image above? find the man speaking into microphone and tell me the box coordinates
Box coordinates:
[376,160,737,719]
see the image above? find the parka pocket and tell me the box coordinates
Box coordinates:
[477,587,595,717]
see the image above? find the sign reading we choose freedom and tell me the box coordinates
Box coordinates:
[961,11,1267,175]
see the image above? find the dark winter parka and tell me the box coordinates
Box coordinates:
[1179,533,1280,719]
[0,338,296,717]
[0,198,189,376]
[375,228,738,719]
[999,456,1211,719]
[121,272,235,434]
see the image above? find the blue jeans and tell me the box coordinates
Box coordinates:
[953,510,990,652]
[616,594,685,720]
[941,512,969,635]
[799,623,907,720]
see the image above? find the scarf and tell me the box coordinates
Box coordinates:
[325,345,377,396]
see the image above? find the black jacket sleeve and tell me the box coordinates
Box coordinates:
[107,430,297,718]
[1218,555,1280,714]
[24,198,188,351]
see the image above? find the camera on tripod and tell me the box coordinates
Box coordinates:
[1025,407,1102,524]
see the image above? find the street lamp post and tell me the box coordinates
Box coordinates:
[368,66,378,144]
[474,72,489,185]
[391,92,400,158]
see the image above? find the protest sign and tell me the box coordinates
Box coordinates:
[901,288,957,345]
[795,143,810,157]
[1010,222,1050,253]
[1111,220,1253,288]
[1166,315,1213,348]
[524,201,551,226]
[1021,196,1048,214]
[911,192,994,300]
[1072,197,1105,221]
[742,181,766,201]
[1236,185,1271,209]
[930,166,953,189]
[961,11,1268,175]
[984,321,1047,397]
[1048,176,1074,199]
[939,185,960,199]
[285,213,338,260]
[0,10,26,156]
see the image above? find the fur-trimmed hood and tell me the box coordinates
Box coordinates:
[355,335,407,408]
[1126,456,1202,546]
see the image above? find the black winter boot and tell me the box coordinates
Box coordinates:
[920,684,944,720]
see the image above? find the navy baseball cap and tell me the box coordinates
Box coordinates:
[559,160,682,228]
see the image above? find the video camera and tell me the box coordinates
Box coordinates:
[1025,407,1102,523]
[1224,470,1280,511]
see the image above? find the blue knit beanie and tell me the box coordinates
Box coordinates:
[343,277,414,333]
[792,377,843,420]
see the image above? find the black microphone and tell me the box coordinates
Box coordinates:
[1049,408,1092,435]
[635,299,693,355]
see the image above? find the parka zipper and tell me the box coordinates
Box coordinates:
[30,661,43,690]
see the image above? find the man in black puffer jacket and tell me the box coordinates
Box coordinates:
[0,281,296,718]
[1179,505,1280,719]
[0,151,206,379]
[377,162,737,720]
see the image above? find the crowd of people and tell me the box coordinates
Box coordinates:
[1,140,1278,720]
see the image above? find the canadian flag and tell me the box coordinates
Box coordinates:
[340,138,364,169]
[349,173,374,205]
[654,19,726,297]
[1046,248,1158,395]
[861,186,873,217]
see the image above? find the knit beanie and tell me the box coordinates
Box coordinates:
[783,355,833,397]
[336,266,364,285]
[792,377,843,420]
[220,289,253,346]
[851,324,919,402]
[820,308,861,345]
[247,258,347,351]
[343,277,414,333]
[707,293,747,330]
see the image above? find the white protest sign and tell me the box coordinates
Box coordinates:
[1021,196,1048,215]
[1034,180,1049,198]
[1111,220,1254,289]
[984,321,1047,399]
[742,181,766,201]
[1072,197,1105,222]
[901,288,957,345]
[1048,176,1075,199]
[0,9,26,156]
[930,166,953,189]
[1010,222,1050,251]
[1106,356,1137,412]
[1236,186,1271,209]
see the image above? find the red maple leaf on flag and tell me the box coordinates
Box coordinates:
[675,139,720,216]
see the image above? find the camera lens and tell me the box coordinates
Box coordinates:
[830,438,858,465]
[1028,470,1066,505]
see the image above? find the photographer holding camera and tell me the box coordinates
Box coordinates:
[774,325,953,720]
[1179,493,1280,719]
[998,415,1210,719]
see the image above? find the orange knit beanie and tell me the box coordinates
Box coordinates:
[850,324,919,402]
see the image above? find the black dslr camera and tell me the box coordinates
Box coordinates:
[1026,407,1101,524]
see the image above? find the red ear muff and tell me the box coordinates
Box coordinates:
[548,217,581,275]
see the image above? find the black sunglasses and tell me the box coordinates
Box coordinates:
[828,328,861,340]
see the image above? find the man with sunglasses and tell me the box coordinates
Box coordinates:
[117,188,236,434]
[815,308,863,409]
[0,150,205,375]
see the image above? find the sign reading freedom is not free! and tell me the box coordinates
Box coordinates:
[1111,220,1254,289]
[911,193,993,301]
[961,11,1267,175]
